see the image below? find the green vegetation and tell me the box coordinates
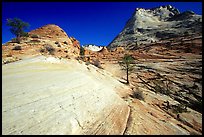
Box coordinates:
[80,46,85,56]
[91,59,102,69]
[6,18,30,43]
[31,34,39,38]
[12,45,21,50]
[130,90,144,101]
[44,44,55,55]
[172,103,188,114]
[119,54,135,84]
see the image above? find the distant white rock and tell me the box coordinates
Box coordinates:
[82,44,104,52]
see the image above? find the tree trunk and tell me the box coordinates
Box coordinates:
[16,34,20,43]
[126,68,129,84]
[16,33,21,43]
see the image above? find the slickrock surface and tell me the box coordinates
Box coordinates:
[2,56,130,135]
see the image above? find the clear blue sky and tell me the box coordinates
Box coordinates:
[2,2,202,46]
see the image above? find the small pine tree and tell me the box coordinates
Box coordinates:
[119,54,135,84]
[80,46,85,59]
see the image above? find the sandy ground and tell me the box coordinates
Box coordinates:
[2,55,130,135]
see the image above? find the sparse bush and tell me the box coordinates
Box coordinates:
[6,54,12,57]
[12,45,21,50]
[80,46,85,56]
[63,41,68,45]
[85,61,90,65]
[31,34,39,38]
[55,41,59,44]
[39,48,45,53]
[130,90,144,101]
[22,32,29,37]
[29,39,41,43]
[11,38,19,43]
[172,103,188,114]
[55,41,61,47]
[91,59,102,68]
[44,44,55,55]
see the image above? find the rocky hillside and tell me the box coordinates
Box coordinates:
[108,5,202,49]
[2,24,80,64]
[29,24,72,44]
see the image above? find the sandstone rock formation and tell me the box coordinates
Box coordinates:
[107,5,202,50]
[29,24,72,44]
[2,5,202,135]
[82,44,104,52]
[2,56,130,135]
[2,24,80,63]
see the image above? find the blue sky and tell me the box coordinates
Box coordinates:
[2,2,202,46]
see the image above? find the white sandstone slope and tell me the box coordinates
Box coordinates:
[2,56,130,135]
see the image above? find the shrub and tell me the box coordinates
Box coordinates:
[11,38,20,43]
[44,44,55,55]
[130,90,144,101]
[91,59,102,68]
[172,103,188,114]
[39,48,45,53]
[80,46,85,55]
[55,41,59,44]
[63,41,68,45]
[12,45,21,50]
[22,32,29,37]
[31,34,39,38]
[85,61,90,65]
[29,39,41,43]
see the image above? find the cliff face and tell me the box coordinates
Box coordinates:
[107,5,202,49]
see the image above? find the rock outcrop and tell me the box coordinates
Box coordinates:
[29,24,72,44]
[82,44,104,52]
[2,24,80,62]
[107,5,202,49]
[2,56,130,135]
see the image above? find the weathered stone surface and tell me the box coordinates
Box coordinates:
[29,24,72,44]
[2,56,130,135]
[108,5,202,49]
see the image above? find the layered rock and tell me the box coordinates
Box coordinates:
[2,24,81,62]
[107,5,202,50]
[29,24,72,44]
[2,56,130,135]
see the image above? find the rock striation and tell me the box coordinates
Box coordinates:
[29,24,72,44]
[2,56,130,135]
[107,5,202,49]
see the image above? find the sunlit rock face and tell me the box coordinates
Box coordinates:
[107,5,202,49]
[82,44,104,52]
[2,56,130,135]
